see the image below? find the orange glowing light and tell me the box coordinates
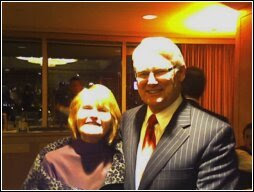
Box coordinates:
[165,2,240,37]
[185,4,239,33]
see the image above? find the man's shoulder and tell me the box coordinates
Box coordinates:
[123,105,144,116]
[187,103,230,128]
[185,99,229,123]
[201,108,229,123]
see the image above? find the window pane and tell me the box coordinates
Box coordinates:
[126,44,143,110]
[47,40,121,129]
[2,39,42,131]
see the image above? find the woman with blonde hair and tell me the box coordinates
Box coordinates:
[23,84,124,190]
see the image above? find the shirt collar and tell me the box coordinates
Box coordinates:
[146,95,183,130]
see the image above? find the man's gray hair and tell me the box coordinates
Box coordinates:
[132,37,185,70]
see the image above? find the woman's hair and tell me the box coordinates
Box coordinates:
[68,84,121,145]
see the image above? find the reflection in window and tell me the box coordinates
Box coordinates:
[47,41,122,129]
[2,39,42,130]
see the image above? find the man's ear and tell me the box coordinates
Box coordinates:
[177,66,186,82]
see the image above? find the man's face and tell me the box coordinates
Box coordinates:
[134,54,185,113]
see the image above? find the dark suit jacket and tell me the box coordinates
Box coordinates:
[120,101,238,190]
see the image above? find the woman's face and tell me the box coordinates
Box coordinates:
[76,102,112,143]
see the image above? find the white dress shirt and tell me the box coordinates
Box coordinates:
[135,95,183,189]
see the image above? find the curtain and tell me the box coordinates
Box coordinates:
[180,44,235,124]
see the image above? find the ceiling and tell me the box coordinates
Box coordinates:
[2,2,252,39]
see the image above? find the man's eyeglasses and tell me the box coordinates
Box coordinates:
[135,66,175,80]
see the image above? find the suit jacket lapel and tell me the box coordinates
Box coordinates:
[139,102,191,189]
[127,105,147,189]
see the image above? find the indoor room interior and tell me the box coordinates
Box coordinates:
[2,2,252,189]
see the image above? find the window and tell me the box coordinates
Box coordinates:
[47,40,122,129]
[2,39,42,130]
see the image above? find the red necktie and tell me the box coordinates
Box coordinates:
[142,114,158,150]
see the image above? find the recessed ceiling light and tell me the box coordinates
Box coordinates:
[16,56,77,67]
[143,15,157,20]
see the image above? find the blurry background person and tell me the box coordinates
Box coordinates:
[55,76,83,126]
[23,84,125,190]
[2,85,17,123]
[236,123,252,189]
[21,83,35,111]
[182,66,228,122]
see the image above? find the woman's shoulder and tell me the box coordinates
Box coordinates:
[23,137,74,190]
[42,137,72,154]
[38,137,73,170]
[104,139,125,186]
[44,137,73,155]
[43,142,75,166]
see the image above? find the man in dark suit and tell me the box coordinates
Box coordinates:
[120,37,238,190]
[182,66,229,123]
